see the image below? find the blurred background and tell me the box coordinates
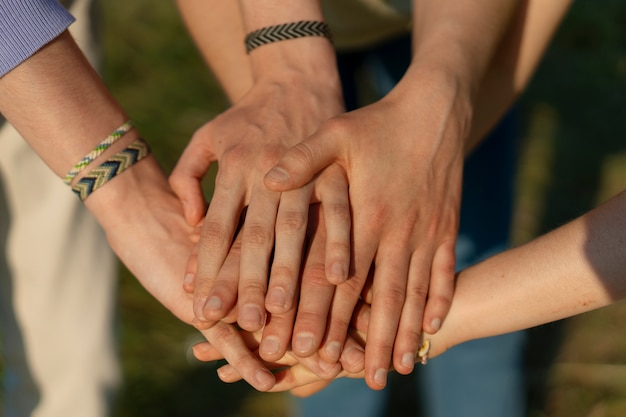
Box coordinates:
[3,1,626,416]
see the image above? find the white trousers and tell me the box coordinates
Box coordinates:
[0,1,120,416]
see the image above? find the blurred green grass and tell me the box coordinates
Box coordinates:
[2,1,625,416]
[102,1,626,416]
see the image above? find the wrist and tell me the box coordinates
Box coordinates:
[248,32,338,85]
[385,65,474,149]
[84,155,169,230]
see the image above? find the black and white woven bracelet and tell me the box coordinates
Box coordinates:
[245,20,333,53]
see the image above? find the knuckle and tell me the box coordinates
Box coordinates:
[295,310,325,329]
[240,280,268,297]
[427,293,453,310]
[287,142,316,168]
[327,314,351,335]
[326,202,351,224]
[210,323,237,345]
[260,145,283,167]
[270,264,298,284]
[321,115,351,137]
[406,282,429,301]
[327,240,350,257]
[276,210,307,235]
[199,221,230,251]
[244,222,273,247]
[302,260,328,286]
[374,285,406,313]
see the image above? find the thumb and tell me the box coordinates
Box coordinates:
[264,128,340,192]
[170,134,217,225]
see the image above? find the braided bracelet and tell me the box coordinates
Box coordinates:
[63,120,135,185]
[72,138,151,202]
[245,20,332,53]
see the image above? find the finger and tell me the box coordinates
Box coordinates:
[319,218,376,366]
[316,165,351,285]
[182,248,198,294]
[193,182,245,323]
[192,341,222,362]
[422,239,456,333]
[363,243,409,389]
[338,332,366,374]
[259,308,297,362]
[352,300,371,334]
[217,348,341,384]
[192,328,261,362]
[200,322,275,392]
[392,249,432,376]
[266,186,311,314]
[270,364,364,393]
[292,207,336,359]
[238,187,280,331]
[264,120,344,192]
[201,230,244,322]
[290,380,333,398]
[169,130,216,225]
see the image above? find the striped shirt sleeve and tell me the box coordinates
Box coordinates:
[0,0,75,77]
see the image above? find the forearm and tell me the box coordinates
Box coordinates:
[0,30,128,175]
[375,1,520,161]
[468,0,572,149]
[0,29,183,310]
[430,190,626,357]
[409,0,519,97]
[237,0,341,98]
[176,0,252,103]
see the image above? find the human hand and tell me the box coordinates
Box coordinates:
[183,202,354,379]
[264,69,470,389]
[85,155,277,391]
[169,76,348,334]
[192,297,432,394]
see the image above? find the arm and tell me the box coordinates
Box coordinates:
[263,0,520,390]
[175,0,251,103]
[468,0,573,148]
[431,190,626,353]
[196,189,626,392]
[170,0,350,369]
[0,29,276,392]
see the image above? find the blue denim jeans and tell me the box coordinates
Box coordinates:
[293,35,527,417]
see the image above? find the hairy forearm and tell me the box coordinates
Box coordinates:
[430,190,626,357]
[0,30,128,175]
[176,0,252,103]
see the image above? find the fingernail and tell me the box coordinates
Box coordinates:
[430,318,442,332]
[205,296,222,311]
[194,297,208,320]
[239,304,263,328]
[325,341,342,362]
[330,262,346,282]
[266,166,289,183]
[374,368,387,387]
[260,336,280,356]
[183,273,194,286]
[294,332,315,354]
[266,287,287,310]
[255,369,275,390]
[217,365,234,380]
[401,353,415,370]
